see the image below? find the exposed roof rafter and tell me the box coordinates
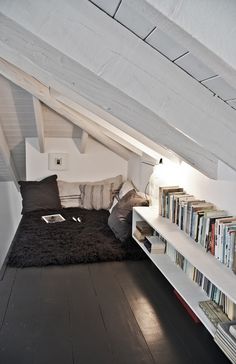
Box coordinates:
[32,96,45,153]
[0,12,219,178]
[79,130,88,154]
[0,121,19,189]
[53,92,144,157]
[0,58,133,161]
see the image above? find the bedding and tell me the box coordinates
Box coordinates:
[8,207,145,268]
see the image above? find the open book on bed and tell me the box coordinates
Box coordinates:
[41,214,65,223]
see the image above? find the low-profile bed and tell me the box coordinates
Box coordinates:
[8,175,148,268]
[8,207,145,268]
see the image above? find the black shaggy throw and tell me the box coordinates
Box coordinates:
[8,208,145,268]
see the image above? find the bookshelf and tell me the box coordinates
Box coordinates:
[132,206,236,337]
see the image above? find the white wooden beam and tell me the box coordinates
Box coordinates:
[0,12,220,178]
[53,92,143,157]
[79,130,88,153]
[32,96,45,153]
[0,4,235,171]
[0,59,132,161]
[50,89,179,162]
[144,0,236,89]
[54,101,133,160]
[102,130,143,156]
[0,122,19,189]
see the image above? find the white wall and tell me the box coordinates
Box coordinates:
[128,157,236,216]
[26,137,127,181]
[178,162,236,216]
[0,181,21,269]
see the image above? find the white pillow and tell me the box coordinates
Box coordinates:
[118,180,136,199]
[58,175,123,209]
[57,180,81,208]
[109,196,119,214]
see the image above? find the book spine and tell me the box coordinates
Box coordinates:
[210,222,215,255]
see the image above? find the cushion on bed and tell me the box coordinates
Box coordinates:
[57,180,82,208]
[83,175,123,191]
[108,189,149,242]
[80,183,113,210]
[19,175,61,214]
[58,175,123,209]
[109,180,146,214]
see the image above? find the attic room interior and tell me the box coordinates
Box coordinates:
[0,0,236,363]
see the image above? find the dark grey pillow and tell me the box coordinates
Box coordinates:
[19,175,62,214]
[108,189,148,242]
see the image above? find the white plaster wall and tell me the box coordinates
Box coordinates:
[26,137,127,182]
[128,157,236,216]
[0,181,21,269]
[178,162,236,216]
[128,155,155,192]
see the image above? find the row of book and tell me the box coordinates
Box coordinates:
[214,321,236,364]
[199,300,230,328]
[159,186,236,272]
[166,243,236,320]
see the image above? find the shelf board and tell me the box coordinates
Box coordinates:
[133,207,236,304]
[133,235,216,336]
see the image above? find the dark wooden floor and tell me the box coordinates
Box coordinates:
[0,260,230,364]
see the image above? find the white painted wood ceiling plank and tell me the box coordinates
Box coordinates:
[115,0,156,38]
[175,53,217,81]
[42,105,82,138]
[202,76,236,101]
[146,28,187,61]
[89,0,121,16]
[227,99,236,110]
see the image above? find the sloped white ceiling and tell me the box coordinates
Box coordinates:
[0,76,82,180]
[0,0,236,181]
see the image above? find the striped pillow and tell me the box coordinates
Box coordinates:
[58,175,123,209]
[57,180,82,208]
[80,183,114,210]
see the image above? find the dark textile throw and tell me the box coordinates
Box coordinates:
[8,208,145,268]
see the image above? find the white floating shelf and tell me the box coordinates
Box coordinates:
[133,207,236,304]
[133,233,216,336]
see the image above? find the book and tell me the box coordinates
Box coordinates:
[215,217,236,261]
[189,203,214,239]
[229,230,236,273]
[200,211,229,252]
[159,186,183,217]
[215,321,236,363]
[177,195,194,230]
[168,191,186,223]
[133,228,146,242]
[199,300,230,327]
[145,235,166,254]
[41,214,65,223]
[185,199,205,234]
[174,193,192,226]
[223,225,236,267]
[136,220,153,235]
[229,324,236,339]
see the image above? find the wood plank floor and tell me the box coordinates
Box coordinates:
[0,260,231,364]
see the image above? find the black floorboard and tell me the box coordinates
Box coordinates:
[0,261,231,364]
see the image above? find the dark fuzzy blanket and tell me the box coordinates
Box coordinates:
[8,208,145,268]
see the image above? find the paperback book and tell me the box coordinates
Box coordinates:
[41,214,65,224]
